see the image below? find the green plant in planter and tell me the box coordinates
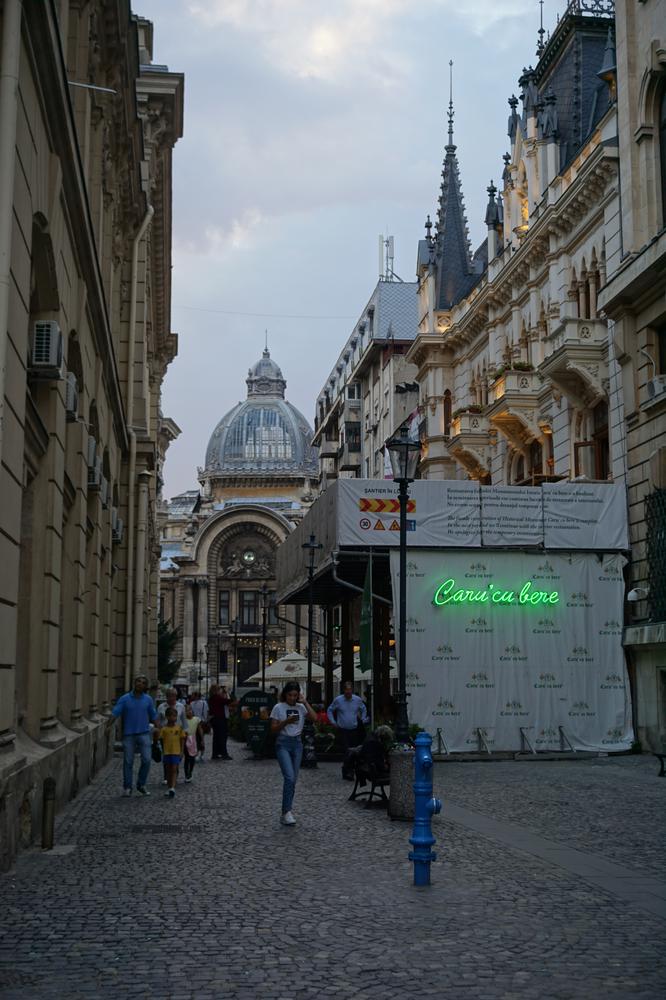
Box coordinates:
[512,361,534,372]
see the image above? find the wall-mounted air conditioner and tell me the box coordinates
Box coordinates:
[644,376,666,408]
[88,454,102,490]
[30,321,63,378]
[112,516,124,544]
[64,371,78,421]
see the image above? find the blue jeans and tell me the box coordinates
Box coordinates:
[122,732,152,790]
[275,735,303,814]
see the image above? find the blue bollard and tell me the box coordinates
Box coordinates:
[408,731,442,886]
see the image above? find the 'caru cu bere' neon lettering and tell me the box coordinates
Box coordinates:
[433,578,559,607]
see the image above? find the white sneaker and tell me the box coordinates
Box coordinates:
[185,777,192,783]
[280,811,296,826]
[162,779,168,786]
[122,788,132,797]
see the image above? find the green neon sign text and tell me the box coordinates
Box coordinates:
[433,579,559,608]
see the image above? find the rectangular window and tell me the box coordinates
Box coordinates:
[346,422,361,452]
[656,325,666,375]
[218,589,230,625]
[240,590,259,627]
[268,590,280,625]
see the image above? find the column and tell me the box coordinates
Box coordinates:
[182,579,195,666]
[197,577,208,656]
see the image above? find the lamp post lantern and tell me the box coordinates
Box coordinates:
[387,426,420,744]
[232,616,240,695]
[260,582,268,692]
[301,533,322,769]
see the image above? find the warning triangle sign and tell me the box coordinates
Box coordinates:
[389,520,400,531]
[374,519,385,530]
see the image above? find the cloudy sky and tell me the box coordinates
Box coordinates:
[137,0,559,497]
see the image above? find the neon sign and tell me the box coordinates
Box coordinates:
[433,579,559,607]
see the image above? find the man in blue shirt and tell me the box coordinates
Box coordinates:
[327,682,369,771]
[111,675,158,796]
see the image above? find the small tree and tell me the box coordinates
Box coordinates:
[157,619,181,686]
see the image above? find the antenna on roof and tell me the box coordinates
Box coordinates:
[378,235,403,283]
[537,0,545,56]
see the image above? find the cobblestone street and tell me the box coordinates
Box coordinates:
[1,742,664,1000]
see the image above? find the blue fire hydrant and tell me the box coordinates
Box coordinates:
[409,731,442,886]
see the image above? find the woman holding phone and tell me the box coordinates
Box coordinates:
[270,681,316,826]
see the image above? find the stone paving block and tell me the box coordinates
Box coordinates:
[0,742,665,999]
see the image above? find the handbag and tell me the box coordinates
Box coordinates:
[151,740,162,763]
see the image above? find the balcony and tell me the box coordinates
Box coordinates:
[319,437,339,459]
[447,409,493,479]
[538,317,608,407]
[337,442,361,472]
[486,368,546,450]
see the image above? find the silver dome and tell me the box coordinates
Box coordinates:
[204,350,318,476]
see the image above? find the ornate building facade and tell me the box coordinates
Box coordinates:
[409,1,620,491]
[406,0,666,749]
[0,3,183,867]
[160,348,319,688]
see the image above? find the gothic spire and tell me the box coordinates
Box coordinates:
[434,59,474,311]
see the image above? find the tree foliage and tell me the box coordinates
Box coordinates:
[157,619,181,685]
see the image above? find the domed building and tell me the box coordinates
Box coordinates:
[160,348,318,689]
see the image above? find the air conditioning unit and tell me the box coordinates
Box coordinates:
[645,376,666,408]
[112,516,124,544]
[30,321,63,377]
[88,454,102,490]
[87,435,97,469]
[64,371,78,421]
[100,476,109,508]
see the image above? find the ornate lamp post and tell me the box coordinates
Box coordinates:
[387,426,420,744]
[302,533,322,768]
[232,616,240,695]
[261,582,268,692]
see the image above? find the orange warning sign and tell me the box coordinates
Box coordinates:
[389,520,400,531]
[374,519,385,530]
[359,498,415,513]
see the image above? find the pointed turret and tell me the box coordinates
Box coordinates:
[433,61,476,311]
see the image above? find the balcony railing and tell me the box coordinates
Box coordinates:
[450,411,489,436]
[489,369,541,403]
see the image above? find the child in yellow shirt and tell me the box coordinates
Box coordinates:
[160,707,185,798]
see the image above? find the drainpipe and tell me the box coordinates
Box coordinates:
[132,469,151,674]
[0,0,22,473]
[124,205,154,688]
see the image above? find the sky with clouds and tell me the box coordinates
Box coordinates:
[137,0,564,497]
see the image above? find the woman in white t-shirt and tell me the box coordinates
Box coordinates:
[269,681,316,826]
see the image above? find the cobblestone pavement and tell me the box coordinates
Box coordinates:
[1,742,664,1000]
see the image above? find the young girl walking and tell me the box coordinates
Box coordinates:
[183,704,204,782]
[160,706,185,798]
[269,682,316,826]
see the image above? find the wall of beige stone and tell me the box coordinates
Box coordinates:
[0,3,182,868]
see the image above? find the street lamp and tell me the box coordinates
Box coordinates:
[204,643,209,693]
[302,533,322,769]
[387,426,420,744]
[232,616,240,695]
[261,582,268,692]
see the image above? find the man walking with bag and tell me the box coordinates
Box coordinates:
[111,675,159,796]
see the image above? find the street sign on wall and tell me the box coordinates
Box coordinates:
[338,480,629,551]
